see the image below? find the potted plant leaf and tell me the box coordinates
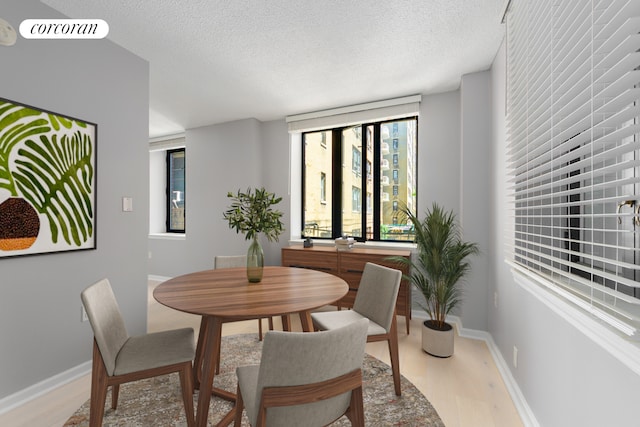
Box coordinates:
[391,203,478,357]
[223,187,284,283]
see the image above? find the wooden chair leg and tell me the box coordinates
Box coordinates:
[111,384,119,410]
[388,316,401,396]
[281,314,291,331]
[194,316,208,387]
[234,383,244,427]
[179,363,196,427]
[258,318,263,341]
[346,385,365,427]
[90,341,108,427]
[268,317,274,331]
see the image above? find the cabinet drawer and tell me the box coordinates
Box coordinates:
[281,248,338,274]
[339,252,403,275]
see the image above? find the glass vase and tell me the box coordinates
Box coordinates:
[246,237,264,283]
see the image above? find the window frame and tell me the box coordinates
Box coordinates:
[166,147,185,233]
[301,116,417,242]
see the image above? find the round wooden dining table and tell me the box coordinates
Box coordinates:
[153,266,349,427]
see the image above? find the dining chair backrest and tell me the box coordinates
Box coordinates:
[353,262,402,334]
[252,318,369,426]
[214,255,247,269]
[80,278,129,376]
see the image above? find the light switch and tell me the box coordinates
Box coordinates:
[122,197,133,212]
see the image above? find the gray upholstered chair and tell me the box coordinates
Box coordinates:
[81,278,195,427]
[311,262,403,396]
[234,318,369,427]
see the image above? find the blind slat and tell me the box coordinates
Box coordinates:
[506,0,640,337]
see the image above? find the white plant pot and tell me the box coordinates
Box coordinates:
[421,320,454,358]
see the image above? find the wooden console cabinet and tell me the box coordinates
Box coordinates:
[281,245,412,334]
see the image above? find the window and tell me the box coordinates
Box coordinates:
[352,146,361,175]
[302,117,417,241]
[320,172,327,203]
[505,1,640,337]
[352,186,361,213]
[166,148,185,232]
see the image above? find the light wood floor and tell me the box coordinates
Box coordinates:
[0,281,523,427]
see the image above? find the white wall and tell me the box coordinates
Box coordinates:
[460,71,492,331]
[1,0,149,400]
[258,119,291,266]
[418,91,461,212]
[490,39,640,426]
[148,94,466,278]
[148,118,291,276]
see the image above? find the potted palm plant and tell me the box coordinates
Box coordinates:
[223,187,284,283]
[392,203,478,357]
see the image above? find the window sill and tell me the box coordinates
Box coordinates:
[289,239,416,251]
[149,233,186,241]
[510,263,640,376]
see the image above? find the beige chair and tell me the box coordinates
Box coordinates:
[81,278,195,427]
[311,262,403,396]
[234,318,369,427]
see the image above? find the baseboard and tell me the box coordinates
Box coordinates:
[0,275,169,415]
[148,274,171,282]
[0,360,91,415]
[412,310,539,427]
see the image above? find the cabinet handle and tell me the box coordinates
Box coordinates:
[346,269,364,274]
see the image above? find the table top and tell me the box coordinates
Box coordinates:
[154,266,348,319]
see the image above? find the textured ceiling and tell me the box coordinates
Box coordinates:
[41,0,505,137]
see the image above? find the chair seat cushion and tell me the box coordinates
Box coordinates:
[236,365,260,425]
[311,310,386,336]
[114,327,195,376]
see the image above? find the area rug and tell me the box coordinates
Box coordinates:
[64,334,443,426]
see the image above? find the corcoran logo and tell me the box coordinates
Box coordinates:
[19,19,109,39]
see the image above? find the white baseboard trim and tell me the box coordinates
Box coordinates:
[0,275,170,415]
[148,274,172,282]
[412,310,539,427]
[0,360,91,415]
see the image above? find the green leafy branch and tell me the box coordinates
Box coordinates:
[223,187,284,242]
[0,101,51,195]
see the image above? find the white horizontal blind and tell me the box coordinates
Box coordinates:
[505,0,640,337]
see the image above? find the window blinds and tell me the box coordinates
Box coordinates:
[505,0,640,337]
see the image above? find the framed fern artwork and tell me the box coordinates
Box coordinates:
[0,97,97,258]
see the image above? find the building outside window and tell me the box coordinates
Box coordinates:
[302,117,417,241]
[166,148,185,233]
